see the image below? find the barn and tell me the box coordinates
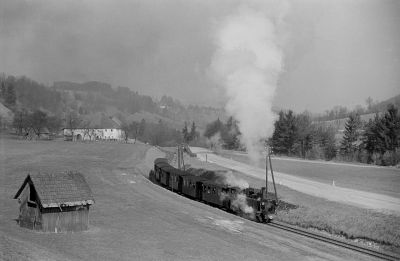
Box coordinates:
[14,172,95,232]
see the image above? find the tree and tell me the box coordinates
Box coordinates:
[366,97,373,112]
[320,127,337,160]
[12,109,30,136]
[138,119,146,137]
[29,110,48,138]
[189,121,199,143]
[204,118,223,139]
[293,112,313,158]
[340,113,361,160]
[66,111,82,139]
[362,114,385,163]
[222,117,241,149]
[182,121,189,143]
[121,122,130,143]
[0,81,6,99]
[380,104,400,165]
[5,83,16,107]
[47,115,62,134]
[271,110,297,155]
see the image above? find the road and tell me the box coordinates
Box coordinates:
[190,147,400,215]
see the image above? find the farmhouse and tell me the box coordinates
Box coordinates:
[64,115,124,141]
[14,172,95,232]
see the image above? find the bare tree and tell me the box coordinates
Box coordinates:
[66,111,82,140]
[121,122,130,143]
[29,110,48,139]
[12,109,30,136]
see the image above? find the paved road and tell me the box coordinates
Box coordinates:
[190,147,400,215]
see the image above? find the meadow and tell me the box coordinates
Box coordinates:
[172,149,400,253]
[1,137,399,260]
[217,150,400,198]
[2,136,367,261]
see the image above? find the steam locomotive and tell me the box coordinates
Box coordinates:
[149,158,277,222]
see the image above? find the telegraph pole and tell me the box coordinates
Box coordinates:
[265,146,269,200]
[177,145,181,170]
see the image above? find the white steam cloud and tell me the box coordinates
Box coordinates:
[231,193,254,218]
[211,1,288,162]
[224,171,249,189]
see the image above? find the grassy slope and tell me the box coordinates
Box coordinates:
[0,137,149,260]
[174,149,400,252]
[2,138,368,261]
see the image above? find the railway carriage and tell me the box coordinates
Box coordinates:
[154,158,170,183]
[201,181,235,209]
[181,175,207,199]
[168,168,186,192]
[159,165,175,187]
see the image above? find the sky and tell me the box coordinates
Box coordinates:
[0,0,399,113]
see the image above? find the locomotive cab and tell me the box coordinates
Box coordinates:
[257,198,277,223]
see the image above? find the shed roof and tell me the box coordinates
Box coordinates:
[14,172,95,208]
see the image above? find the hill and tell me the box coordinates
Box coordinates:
[0,102,13,129]
[312,93,399,132]
[0,75,226,132]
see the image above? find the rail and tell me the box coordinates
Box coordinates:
[267,221,399,261]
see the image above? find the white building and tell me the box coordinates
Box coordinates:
[63,116,125,141]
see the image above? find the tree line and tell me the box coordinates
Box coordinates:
[270,104,400,166]
[12,109,62,139]
[203,117,241,150]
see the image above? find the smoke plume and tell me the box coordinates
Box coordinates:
[223,171,249,189]
[231,193,254,218]
[211,1,288,162]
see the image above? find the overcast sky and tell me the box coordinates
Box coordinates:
[1,0,399,112]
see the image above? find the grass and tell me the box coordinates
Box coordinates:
[217,150,400,198]
[1,137,399,259]
[0,135,151,260]
[275,184,400,251]
[173,148,400,253]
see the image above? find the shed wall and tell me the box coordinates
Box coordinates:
[41,206,90,232]
[18,184,42,230]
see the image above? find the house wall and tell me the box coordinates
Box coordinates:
[64,128,124,141]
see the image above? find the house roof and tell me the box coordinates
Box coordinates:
[14,172,95,208]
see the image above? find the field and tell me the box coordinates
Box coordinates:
[217,150,400,198]
[2,136,380,260]
[173,148,400,253]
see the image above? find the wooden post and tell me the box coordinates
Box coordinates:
[268,153,278,202]
[177,145,181,170]
[181,145,185,171]
[265,147,268,200]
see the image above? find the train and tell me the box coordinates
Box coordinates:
[149,158,277,222]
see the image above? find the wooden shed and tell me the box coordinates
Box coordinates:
[14,172,95,232]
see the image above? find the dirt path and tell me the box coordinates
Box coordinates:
[191,147,400,215]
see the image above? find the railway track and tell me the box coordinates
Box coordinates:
[267,221,399,261]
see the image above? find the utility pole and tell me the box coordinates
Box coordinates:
[177,145,181,170]
[265,146,268,200]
